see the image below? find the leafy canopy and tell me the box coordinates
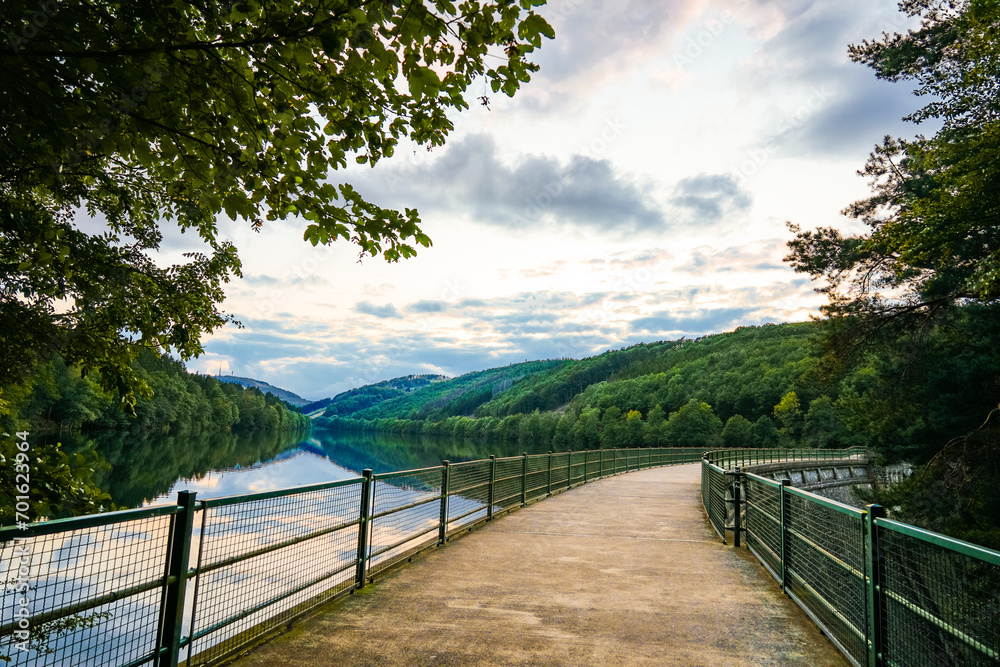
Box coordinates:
[0,0,553,402]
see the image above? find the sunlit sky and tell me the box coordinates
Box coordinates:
[170,0,926,400]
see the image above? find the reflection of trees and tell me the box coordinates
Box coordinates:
[49,429,307,508]
[312,428,551,475]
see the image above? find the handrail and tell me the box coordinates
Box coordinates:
[702,449,1000,667]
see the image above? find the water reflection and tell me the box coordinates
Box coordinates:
[50,426,568,509]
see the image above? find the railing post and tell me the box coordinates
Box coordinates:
[546,451,553,496]
[487,456,497,520]
[567,449,573,488]
[599,448,604,478]
[583,450,589,483]
[355,469,373,589]
[439,461,450,545]
[521,452,528,506]
[866,504,887,667]
[732,468,741,548]
[157,490,197,667]
[779,478,790,594]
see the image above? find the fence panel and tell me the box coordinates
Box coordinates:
[446,460,491,536]
[550,452,570,489]
[188,480,362,665]
[568,451,586,485]
[586,452,601,480]
[877,519,1000,667]
[525,455,550,503]
[704,462,728,541]
[0,507,178,667]
[744,473,782,580]
[368,468,442,576]
[782,488,868,667]
[492,457,524,511]
[601,450,614,477]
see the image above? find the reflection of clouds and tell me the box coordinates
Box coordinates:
[0,513,174,664]
[148,451,358,505]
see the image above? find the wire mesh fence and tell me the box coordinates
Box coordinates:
[368,467,443,576]
[744,474,782,579]
[782,488,867,666]
[1,446,709,667]
[445,460,491,536]
[0,508,177,667]
[877,519,1000,667]
[710,450,1000,667]
[16,444,991,667]
[704,462,728,541]
[187,480,362,666]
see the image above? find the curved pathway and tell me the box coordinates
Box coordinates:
[228,463,848,666]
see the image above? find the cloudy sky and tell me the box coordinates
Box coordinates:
[181,0,926,400]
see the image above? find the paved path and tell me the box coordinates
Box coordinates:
[228,464,849,667]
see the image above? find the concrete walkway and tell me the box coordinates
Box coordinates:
[228,464,849,667]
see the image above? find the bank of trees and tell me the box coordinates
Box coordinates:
[2,349,309,435]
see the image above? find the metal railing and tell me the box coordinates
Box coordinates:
[0,446,705,666]
[703,448,1000,667]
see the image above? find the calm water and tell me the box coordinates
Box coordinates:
[53,426,561,508]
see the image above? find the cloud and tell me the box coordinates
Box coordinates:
[351,134,666,234]
[354,301,403,319]
[529,0,705,97]
[779,78,928,157]
[407,300,448,314]
[629,307,758,335]
[670,174,753,222]
[732,0,927,158]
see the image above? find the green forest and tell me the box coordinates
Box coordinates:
[0,350,309,520]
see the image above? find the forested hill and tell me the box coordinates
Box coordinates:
[215,375,309,407]
[314,314,1000,466]
[315,361,569,421]
[2,350,311,435]
[301,374,450,415]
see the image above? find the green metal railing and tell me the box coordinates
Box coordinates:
[0,446,704,666]
[703,449,1000,667]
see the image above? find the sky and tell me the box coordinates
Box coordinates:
[175,0,928,400]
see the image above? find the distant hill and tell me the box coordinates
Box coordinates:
[301,373,451,416]
[214,375,309,407]
[310,361,569,421]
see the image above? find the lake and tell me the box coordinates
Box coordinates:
[52,426,567,509]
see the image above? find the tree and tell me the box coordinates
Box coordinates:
[664,398,723,448]
[751,415,779,448]
[624,409,644,446]
[0,437,113,522]
[644,403,666,446]
[802,396,845,448]
[786,0,1000,331]
[1,0,554,402]
[773,391,803,446]
[570,407,601,449]
[721,414,753,448]
[599,406,624,449]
